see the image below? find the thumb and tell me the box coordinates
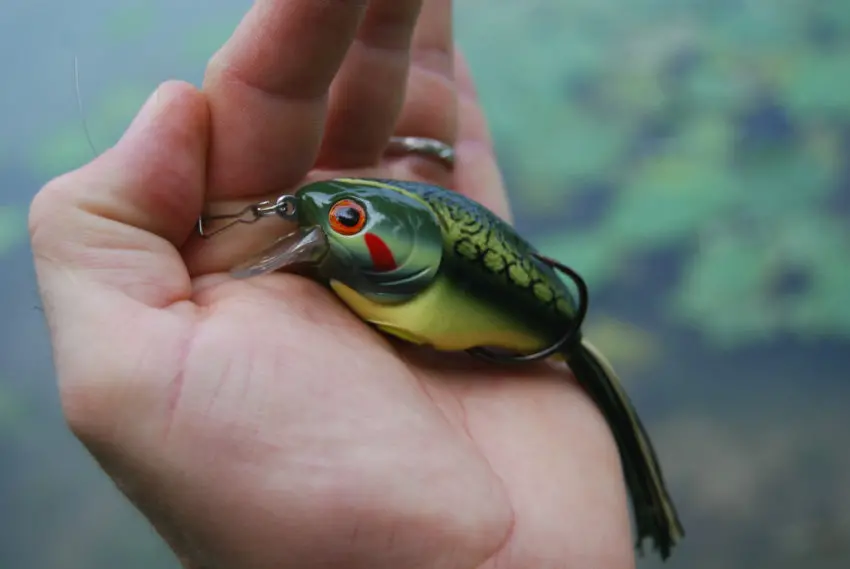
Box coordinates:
[29,80,209,307]
[29,80,209,444]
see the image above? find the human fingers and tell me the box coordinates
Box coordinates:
[182,49,500,278]
[29,81,209,308]
[315,0,424,168]
[28,80,208,438]
[387,0,457,184]
[452,50,512,221]
[202,0,370,200]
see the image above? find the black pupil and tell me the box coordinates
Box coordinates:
[335,206,361,227]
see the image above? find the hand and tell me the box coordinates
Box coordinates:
[29,1,634,567]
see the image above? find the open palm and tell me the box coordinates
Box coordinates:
[30,1,633,568]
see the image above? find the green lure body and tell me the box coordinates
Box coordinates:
[229,177,685,560]
[314,178,576,353]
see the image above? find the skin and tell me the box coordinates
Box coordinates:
[28,1,636,568]
[282,178,682,559]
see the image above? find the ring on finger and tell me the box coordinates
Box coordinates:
[385,136,455,170]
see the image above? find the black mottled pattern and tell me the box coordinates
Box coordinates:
[374,179,580,338]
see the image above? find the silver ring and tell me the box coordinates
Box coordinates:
[386,136,455,169]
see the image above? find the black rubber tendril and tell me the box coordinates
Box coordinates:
[466,253,589,363]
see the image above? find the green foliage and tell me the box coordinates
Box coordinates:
[672,212,850,347]
[456,0,850,346]
[26,0,850,350]
[12,3,850,569]
[778,51,850,119]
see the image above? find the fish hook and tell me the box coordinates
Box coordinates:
[467,254,590,363]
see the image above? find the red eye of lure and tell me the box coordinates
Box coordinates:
[328,199,367,235]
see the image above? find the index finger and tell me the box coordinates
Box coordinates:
[453,50,512,223]
[202,0,370,200]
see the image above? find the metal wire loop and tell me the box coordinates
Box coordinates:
[197,195,298,238]
[467,253,590,363]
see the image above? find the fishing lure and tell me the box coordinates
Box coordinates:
[198,176,685,560]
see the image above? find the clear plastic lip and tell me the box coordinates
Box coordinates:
[230,226,329,279]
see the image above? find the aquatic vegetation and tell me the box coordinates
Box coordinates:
[8,2,850,569]
[672,213,850,347]
[28,0,850,349]
[456,0,850,346]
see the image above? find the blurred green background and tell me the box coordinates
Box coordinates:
[2,0,849,567]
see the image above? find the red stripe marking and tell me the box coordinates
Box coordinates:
[364,232,397,271]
